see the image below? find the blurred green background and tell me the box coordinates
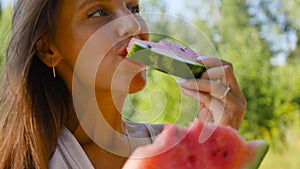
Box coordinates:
[1,0,299,168]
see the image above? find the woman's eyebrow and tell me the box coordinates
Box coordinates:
[77,0,110,11]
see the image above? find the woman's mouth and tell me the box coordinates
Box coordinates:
[119,47,128,58]
[117,37,146,68]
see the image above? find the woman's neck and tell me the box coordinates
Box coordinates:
[70,89,128,144]
[71,90,129,168]
[96,90,126,134]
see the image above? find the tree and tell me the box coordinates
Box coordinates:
[245,0,298,65]
[130,0,300,142]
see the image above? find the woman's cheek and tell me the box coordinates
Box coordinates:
[95,55,146,93]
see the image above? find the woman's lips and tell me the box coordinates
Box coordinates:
[118,39,131,58]
[119,47,128,57]
[118,35,144,57]
[117,37,146,68]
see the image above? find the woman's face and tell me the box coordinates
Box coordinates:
[50,0,149,94]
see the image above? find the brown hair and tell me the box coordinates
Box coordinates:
[0,0,70,168]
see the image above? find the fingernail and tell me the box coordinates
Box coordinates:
[196,56,209,61]
[176,78,187,84]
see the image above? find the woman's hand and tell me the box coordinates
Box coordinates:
[177,57,246,130]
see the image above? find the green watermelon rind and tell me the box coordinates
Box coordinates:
[244,140,269,169]
[126,41,206,79]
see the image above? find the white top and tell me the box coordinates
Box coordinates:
[48,122,163,169]
[48,127,94,169]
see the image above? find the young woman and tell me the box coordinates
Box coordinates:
[0,0,246,168]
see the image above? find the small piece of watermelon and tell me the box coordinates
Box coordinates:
[122,120,269,169]
[126,38,206,79]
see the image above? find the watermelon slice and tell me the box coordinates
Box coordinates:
[126,38,206,79]
[122,120,269,169]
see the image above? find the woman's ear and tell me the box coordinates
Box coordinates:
[36,36,62,67]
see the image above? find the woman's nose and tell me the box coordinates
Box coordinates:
[116,12,141,38]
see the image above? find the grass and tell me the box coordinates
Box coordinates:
[259,116,300,169]
[260,147,300,169]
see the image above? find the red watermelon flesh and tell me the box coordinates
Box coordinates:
[122,119,269,169]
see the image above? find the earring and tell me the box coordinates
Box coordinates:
[51,59,56,78]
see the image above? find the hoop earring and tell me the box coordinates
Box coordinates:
[51,59,56,78]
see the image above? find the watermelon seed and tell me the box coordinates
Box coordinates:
[147,44,152,49]
[223,151,228,158]
[187,155,196,166]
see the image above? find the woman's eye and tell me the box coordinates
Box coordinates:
[128,5,140,14]
[130,6,140,14]
[88,9,108,18]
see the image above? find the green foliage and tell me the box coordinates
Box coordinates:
[126,0,300,144]
[214,0,278,140]
[123,70,198,127]
[260,117,300,169]
[0,6,12,67]
[282,0,300,29]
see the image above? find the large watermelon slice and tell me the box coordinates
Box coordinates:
[126,38,206,79]
[122,119,269,169]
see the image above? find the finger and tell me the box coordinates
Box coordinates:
[178,79,231,100]
[180,88,241,129]
[200,95,239,129]
[179,88,222,122]
[179,87,203,102]
[179,87,228,108]
[200,65,244,103]
[177,78,209,92]
[197,57,232,69]
[201,65,234,86]
[198,106,214,123]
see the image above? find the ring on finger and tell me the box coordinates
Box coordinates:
[218,86,230,99]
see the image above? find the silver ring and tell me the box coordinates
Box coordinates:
[218,86,230,99]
